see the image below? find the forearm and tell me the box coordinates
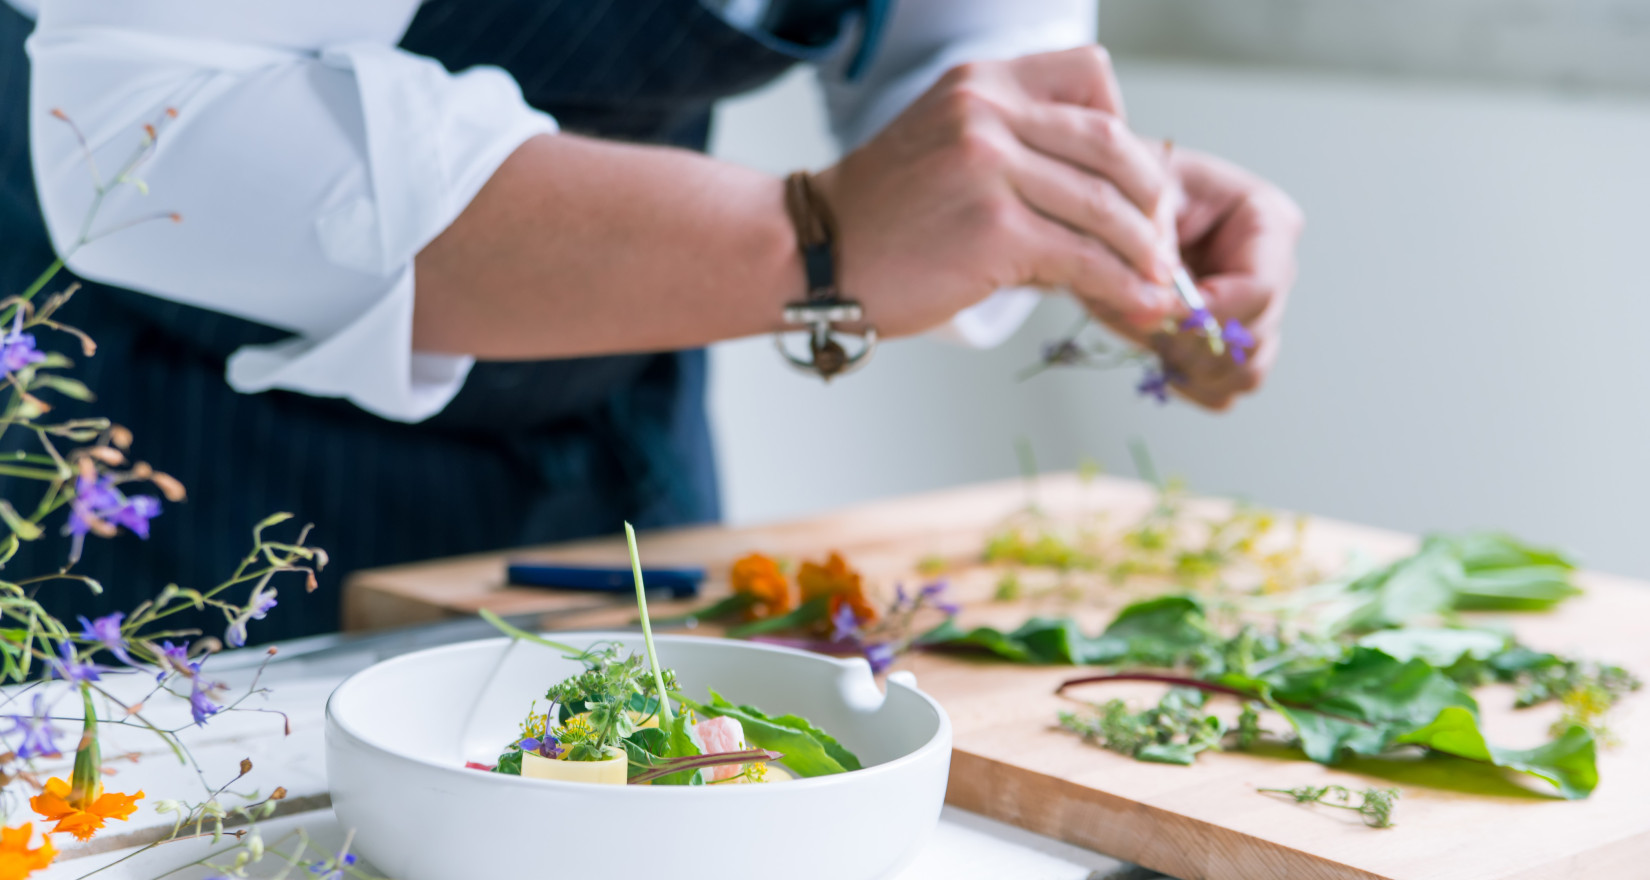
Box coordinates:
[412,133,803,359]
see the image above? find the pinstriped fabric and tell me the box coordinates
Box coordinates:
[0,0,866,642]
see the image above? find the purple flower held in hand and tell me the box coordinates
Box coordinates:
[918,581,962,616]
[1137,366,1175,405]
[829,602,863,643]
[1222,319,1255,365]
[187,661,222,726]
[78,611,134,666]
[1180,307,1216,334]
[49,640,107,684]
[864,642,897,674]
[3,694,62,760]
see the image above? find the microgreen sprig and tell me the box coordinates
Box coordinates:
[1258,784,1401,829]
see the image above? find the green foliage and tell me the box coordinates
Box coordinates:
[679,689,862,778]
[918,595,1211,666]
[1330,533,1580,633]
[1394,708,1597,800]
[931,532,1624,798]
[1057,688,1234,766]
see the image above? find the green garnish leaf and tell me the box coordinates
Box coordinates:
[679,689,862,777]
[1393,707,1598,800]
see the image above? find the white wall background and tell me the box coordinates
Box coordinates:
[704,17,1650,580]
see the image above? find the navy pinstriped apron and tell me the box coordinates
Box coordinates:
[0,0,878,642]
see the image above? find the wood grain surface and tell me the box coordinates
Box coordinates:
[344,475,1650,880]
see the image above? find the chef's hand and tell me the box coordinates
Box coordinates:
[1147,149,1303,410]
[813,46,1181,338]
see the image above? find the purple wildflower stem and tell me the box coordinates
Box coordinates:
[627,748,784,784]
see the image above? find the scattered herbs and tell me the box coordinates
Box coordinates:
[922,526,1635,800]
[1258,785,1400,829]
[1057,687,1238,766]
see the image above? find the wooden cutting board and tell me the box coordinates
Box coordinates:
[344,475,1650,880]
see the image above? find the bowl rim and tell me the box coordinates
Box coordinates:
[325,632,953,796]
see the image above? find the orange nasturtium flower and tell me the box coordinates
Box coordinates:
[30,777,143,842]
[798,551,879,628]
[0,824,55,880]
[730,553,795,619]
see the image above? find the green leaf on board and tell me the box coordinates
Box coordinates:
[1394,707,1598,799]
[918,595,1210,666]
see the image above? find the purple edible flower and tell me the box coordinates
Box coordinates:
[829,602,863,643]
[1222,319,1256,364]
[187,661,222,726]
[864,643,897,674]
[78,611,134,666]
[519,735,562,759]
[156,640,190,681]
[1137,366,1175,404]
[1180,307,1215,334]
[1040,338,1087,367]
[65,474,162,544]
[894,583,910,612]
[226,587,278,649]
[309,853,358,880]
[918,581,961,616]
[49,640,107,684]
[3,694,62,760]
[0,312,46,375]
[0,331,45,374]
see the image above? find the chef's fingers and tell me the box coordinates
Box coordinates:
[1009,103,1168,219]
[1010,148,1171,286]
[1024,211,1175,332]
[1006,46,1128,118]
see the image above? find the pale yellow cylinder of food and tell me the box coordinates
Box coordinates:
[520,749,628,785]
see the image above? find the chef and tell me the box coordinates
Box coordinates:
[0,0,1301,642]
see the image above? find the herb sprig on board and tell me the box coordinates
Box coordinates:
[1258,785,1401,829]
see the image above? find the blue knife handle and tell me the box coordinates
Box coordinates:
[506,562,704,599]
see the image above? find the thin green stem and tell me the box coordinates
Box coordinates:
[626,522,673,727]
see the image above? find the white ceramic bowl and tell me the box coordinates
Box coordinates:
[325,633,952,880]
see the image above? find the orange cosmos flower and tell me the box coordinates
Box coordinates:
[798,552,879,630]
[30,778,143,842]
[729,553,795,619]
[0,824,55,880]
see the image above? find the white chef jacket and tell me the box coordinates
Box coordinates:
[7,0,1096,422]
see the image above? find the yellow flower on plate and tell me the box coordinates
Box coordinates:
[0,824,55,879]
[30,778,143,842]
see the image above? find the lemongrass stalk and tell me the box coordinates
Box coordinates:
[625,522,674,727]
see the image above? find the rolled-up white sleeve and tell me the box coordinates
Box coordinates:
[820,0,1099,349]
[26,0,555,422]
